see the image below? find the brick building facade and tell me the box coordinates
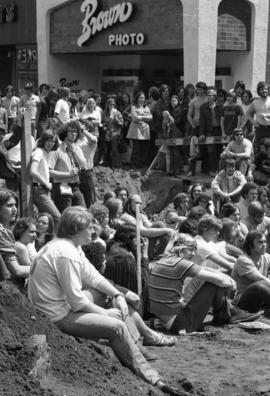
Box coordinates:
[36,0,269,95]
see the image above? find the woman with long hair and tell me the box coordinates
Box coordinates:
[35,212,55,251]
[127,91,152,168]
[30,129,61,227]
[0,189,30,282]
[13,217,37,266]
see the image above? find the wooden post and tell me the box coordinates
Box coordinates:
[135,203,142,296]
[20,108,33,217]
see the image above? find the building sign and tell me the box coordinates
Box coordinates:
[17,46,38,72]
[78,0,133,47]
[108,32,145,46]
[0,2,16,23]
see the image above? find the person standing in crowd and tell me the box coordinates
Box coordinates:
[232,230,270,314]
[38,83,50,99]
[236,182,259,220]
[28,206,183,396]
[147,86,160,163]
[35,88,58,139]
[49,121,86,213]
[81,97,101,137]
[76,119,97,208]
[30,130,61,227]
[54,86,71,125]
[234,80,246,106]
[221,91,243,137]
[240,90,253,137]
[68,92,79,120]
[102,97,124,168]
[19,82,40,138]
[211,158,246,213]
[246,81,270,154]
[187,81,208,176]
[199,86,223,176]
[220,128,253,178]
[1,85,20,131]
[0,94,7,131]
[127,91,152,169]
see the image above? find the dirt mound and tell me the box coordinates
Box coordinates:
[0,282,161,396]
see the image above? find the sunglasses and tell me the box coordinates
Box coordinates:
[235,133,243,136]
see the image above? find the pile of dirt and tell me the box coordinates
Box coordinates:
[0,281,163,396]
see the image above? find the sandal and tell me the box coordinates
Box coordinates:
[143,332,178,347]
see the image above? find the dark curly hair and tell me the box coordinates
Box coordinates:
[13,217,35,241]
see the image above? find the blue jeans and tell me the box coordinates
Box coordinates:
[79,169,96,209]
[33,186,61,227]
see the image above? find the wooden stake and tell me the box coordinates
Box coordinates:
[20,109,33,217]
[135,202,142,296]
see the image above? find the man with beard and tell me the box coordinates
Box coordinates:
[246,81,270,154]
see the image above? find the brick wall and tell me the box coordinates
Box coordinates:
[50,0,183,53]
[266,4,270,83]
[217,0,251,51]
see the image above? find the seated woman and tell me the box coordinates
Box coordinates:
[13,217,37,266]
[219,202,248,248]
[232,230,270,314]
[165,193,189,230]
[28,206,181,395]
[216,218,243,259]
[148,233,259,334]
[35,213,55,252]
[192,192,215,215]
[0,189,30,284]
[188,183,204,206]
[90,203,114,243]
[105,224,150,313]
[120,194,174,260]
[104,197,123,230]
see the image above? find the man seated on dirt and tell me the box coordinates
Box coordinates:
[250,138,270,186]
[220,128,253,179]
[232,230,270,315]
[193,215,236,273]
[148,233,259,334]
[28,206,185,396]
[241,202,270,236]
[120,194,174,260]
[211,158,246,214]
[236,182,259,220]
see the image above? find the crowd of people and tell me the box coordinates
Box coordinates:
[0,78,269,395]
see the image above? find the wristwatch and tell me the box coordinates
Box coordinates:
[113,292,125,299]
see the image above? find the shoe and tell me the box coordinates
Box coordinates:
[143,332,178,347]
[156,380,190,396]
[229,307,261,324]
[138,345,158,361]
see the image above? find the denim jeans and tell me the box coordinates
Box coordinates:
[52,183,86,213]
[170,282,230,333]
[54,288,160,385]
[238,280,270,312]
[33,186,61,227]
[79,170,96,208]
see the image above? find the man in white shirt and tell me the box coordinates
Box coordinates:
[54,87,71,125]
[1,85,20,131]
[18,82,40,138]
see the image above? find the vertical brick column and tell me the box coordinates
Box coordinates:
[247,0,269,93]
[181,0,222,86]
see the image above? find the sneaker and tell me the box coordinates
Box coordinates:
[229,307,261,324]
[143,332,178,347]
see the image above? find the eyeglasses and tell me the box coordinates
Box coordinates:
[235,133,243,136]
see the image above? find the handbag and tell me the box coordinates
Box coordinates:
[59,183,73,196]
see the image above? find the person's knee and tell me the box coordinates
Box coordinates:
[109,318,128,340]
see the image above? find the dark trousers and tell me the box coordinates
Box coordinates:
[52,183,85,213]
[170,282,230,333]
[238,280,270,312]
[201,127,222,173]
[130,140,150,168]
[79,170,96,209]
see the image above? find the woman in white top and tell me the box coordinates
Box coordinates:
[81,97,101,137]
[30,130,61,227]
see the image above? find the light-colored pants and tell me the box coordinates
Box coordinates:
[33,186,61,228]
[54,289,160,385]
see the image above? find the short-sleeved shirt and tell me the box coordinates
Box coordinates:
[232,253,270,303]
[193,235,219,268]
[148,255,197,328]
[19,94,40,120]
[54,99,70,124]
[222,104,243,135]
[31,147,50,184]
[2,96,20,119]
